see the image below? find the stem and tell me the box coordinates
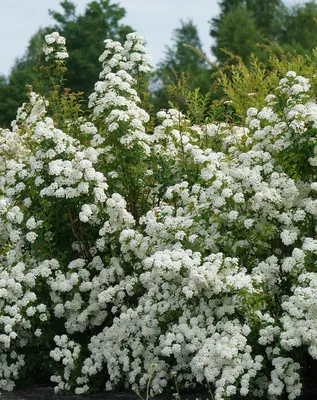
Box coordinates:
[178,112,189,179]
[173,373,181,400]
[67,206,90,260]
[206,381,215,400]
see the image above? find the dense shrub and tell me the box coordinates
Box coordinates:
[1,31,317,399]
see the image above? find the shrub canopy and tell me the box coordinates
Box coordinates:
[1,31,317,399]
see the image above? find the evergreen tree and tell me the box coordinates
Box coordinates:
[0,75,9,126]
[280,1,317,55]
[49,0,132,96]
[210,0,285,63]
[211,6,262,64]
[245,0,285,39]
[0,0,133,128]
[0,28,50,128]
[152,20,212,112]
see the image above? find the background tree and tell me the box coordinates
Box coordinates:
[152,19,212,113]
[0,0,133,128]
[245,0,285,39]
[211,6,262,64]
[49,0,132,95]
[210,0,286,63]
[280,0,317,55]
[0,28,50,128]
[0,75,9,126]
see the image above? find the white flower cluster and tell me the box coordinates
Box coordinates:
[43,32,69,62]
[1,31,317,400]
[89,32,151,154]
[50,335,81,393]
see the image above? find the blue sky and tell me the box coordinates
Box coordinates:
[0,0,219,76]
[0,0,306,76]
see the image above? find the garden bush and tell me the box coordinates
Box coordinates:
[1,31,317,399]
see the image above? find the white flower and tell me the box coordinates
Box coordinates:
[26,307,36,317]
[26,232,38,243]
[280,230,297,246]
[55,52,69,60]
[246,107,258,117]
[228,211,239,221]
[286,71,297,78]
[26,217,37,230]
[244,219,254,228]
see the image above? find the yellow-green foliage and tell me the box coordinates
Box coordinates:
[161,44,317,129]
[216,45,317,122]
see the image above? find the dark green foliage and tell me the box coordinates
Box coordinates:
[244,0,285,39]
[48,0,133,96]
[210,0,285,63]
[0,28,49,128]
[280,0,317,55]
[0,75,10,126]
[0,0,133,128]
[3,0,317,130]
[210,0,317,65]
[152,20,212,113]
[211,6,262,64]
[211,0,284,40]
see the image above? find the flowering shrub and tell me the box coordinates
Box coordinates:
[1,31,317,399]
